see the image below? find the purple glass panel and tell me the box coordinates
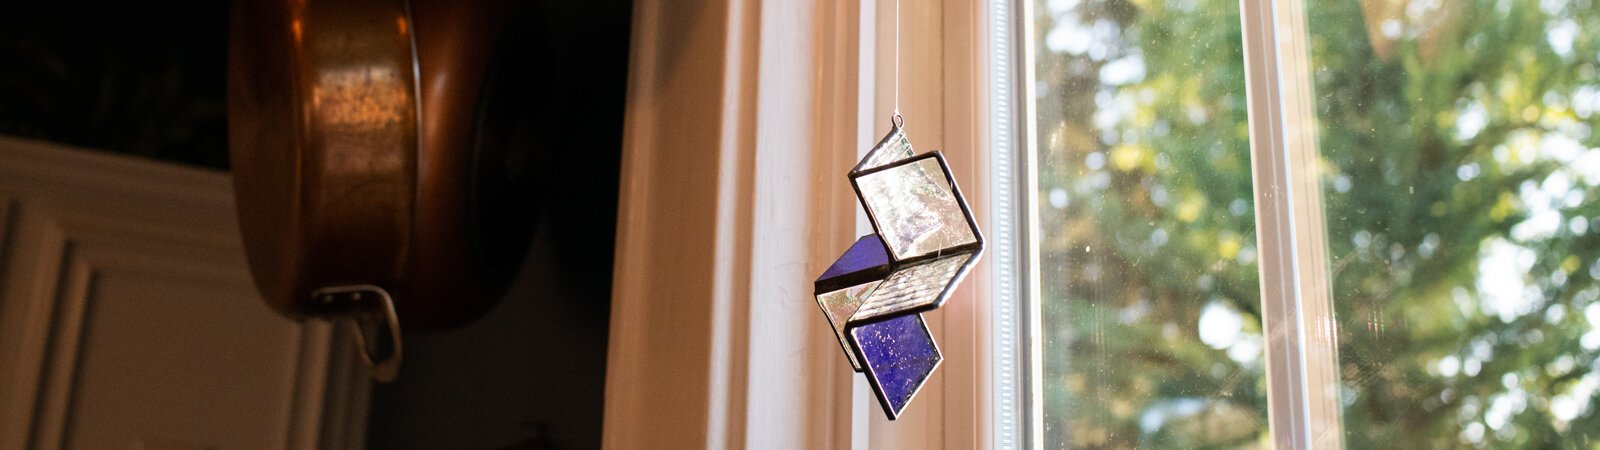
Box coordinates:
[817,234,890,282]
[850,314,942,419]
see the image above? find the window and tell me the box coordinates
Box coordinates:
[1029,0,1266,447]
[1017,0,1600,447]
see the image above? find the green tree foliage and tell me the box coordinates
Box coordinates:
[1035,0,1600,448]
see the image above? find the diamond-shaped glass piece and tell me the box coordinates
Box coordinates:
[815,235,891,292]
[849,250,978,323]
[815,281,879,371]
[849,313,941,420]
[852,154,979,261]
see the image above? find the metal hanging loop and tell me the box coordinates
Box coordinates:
[312,285,404,382]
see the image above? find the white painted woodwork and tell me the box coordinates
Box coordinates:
[603,0,864,447]
[0,137,368,450]
[1239,0,1346,447]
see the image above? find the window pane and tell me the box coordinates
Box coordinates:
[1031,0,1267,447]
[1305,0,1600,447]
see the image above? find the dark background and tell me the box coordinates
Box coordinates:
[0,0,232,168]
[0,1,631,448]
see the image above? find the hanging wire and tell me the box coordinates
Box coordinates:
[893,0,901,116]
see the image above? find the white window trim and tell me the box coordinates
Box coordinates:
[988,0,1039,448]
[1237,0,1345,448]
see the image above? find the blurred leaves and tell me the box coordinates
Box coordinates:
[1036,0,1600,448]
[1037,0,1264,448]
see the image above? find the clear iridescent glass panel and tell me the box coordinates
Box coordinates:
[855,157,978,260]
[818,281,879,371]
[852,252,976,322]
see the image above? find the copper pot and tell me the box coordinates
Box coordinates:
[227,0,531,378]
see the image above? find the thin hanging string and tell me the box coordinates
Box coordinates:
[893,0,901,116]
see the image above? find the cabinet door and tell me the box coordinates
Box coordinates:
[0,138,367,450]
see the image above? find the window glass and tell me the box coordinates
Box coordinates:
[1305,0,1600,446]
[1031,0,1267,446]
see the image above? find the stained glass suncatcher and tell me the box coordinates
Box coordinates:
[813,116,983,419]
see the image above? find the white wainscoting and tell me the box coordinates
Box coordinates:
[0,137,367,450]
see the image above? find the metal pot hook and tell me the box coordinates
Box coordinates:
[312,285,404,382]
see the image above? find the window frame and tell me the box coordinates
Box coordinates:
[988,0,1038,448]
[1235,0,1344,447]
